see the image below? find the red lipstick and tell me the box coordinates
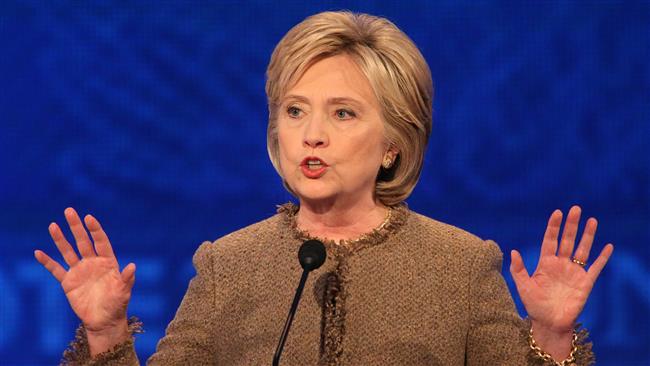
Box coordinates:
[300,156,329,179]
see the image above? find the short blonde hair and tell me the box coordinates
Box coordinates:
[266,11,433,206]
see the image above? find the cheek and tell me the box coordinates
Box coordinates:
[352,131,386,161]
[342,141,384,178]
[276,132,297,177]
[277,124,297,152]
[276,130,291,160]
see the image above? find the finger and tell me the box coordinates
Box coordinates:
[573,217,597,263]
[48,222,80,267]
[121,263,136,291]
[509,250,531,292]
[64,207,96,258]
[539,209,562,257]
[558,205,581,258]
[34,250,67,282]
[121,263,136,281]
[84,214,116,260]
[587,244,614,283]
[126,272,136,292]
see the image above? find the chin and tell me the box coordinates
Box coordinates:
[291,181,338,203]
[296,189,336,203]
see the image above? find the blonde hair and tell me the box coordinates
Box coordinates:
[266,11,433,206]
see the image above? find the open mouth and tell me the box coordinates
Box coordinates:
[301,157,328,170]
[300,156,329,178]
[305,159,324,170]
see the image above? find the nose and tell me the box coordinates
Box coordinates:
[303,114,329,149]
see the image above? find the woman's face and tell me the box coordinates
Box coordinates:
[277,54,390,206]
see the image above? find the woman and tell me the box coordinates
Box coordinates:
[35,11,613,365]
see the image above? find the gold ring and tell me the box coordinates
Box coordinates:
[572,258,587,267]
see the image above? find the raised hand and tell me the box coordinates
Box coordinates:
[510,206,614,333]
[34,208,136,342]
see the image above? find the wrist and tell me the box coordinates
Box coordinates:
[529,320,576,363]
[530,319,574,339]
[85,318,130,357]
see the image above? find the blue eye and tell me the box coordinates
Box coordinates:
[287,106,302,118]
[336,109,355,119]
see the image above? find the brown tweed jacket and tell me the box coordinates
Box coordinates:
[62,203,594,365]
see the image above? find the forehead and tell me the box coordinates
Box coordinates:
[284,54,379,108]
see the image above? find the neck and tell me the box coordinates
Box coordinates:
[296,194,388,242]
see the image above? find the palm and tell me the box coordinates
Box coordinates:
[34,208,136,332]
[62,257,131,329]
[520,256,592,330]
[510,206,613,332]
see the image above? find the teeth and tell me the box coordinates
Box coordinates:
[304,159,325,171]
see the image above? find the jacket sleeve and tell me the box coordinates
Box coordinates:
[146,240,219,365]
[60,317,142,366]
[59,240,218,366]
[465,239,595,366]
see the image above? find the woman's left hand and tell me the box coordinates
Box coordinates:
[510,205,614,333]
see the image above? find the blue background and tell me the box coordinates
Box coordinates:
[0,1,648,365]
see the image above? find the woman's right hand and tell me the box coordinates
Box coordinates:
[34,208,136,353]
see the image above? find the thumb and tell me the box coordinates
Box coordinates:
[509,250,530,288]
[121,263,136,291]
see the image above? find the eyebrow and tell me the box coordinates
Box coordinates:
[282,94,366,109]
